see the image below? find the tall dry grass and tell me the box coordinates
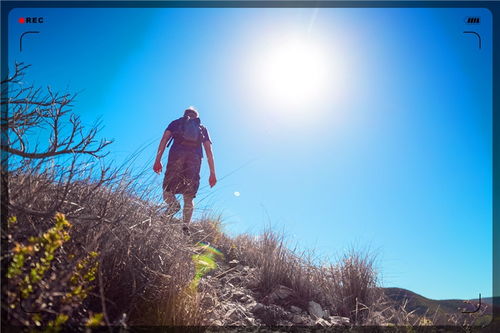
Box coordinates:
[6,168,216,326]
[206,225,381,323]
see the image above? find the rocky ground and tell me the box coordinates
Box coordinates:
[197,259,351,327]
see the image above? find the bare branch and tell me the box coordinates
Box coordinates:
[1,142,113,159]
[2,64,112,160]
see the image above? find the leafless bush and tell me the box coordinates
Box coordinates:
[1,63,112,162]
[2,62,118,228]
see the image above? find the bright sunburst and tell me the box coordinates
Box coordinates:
[252,35,331,111]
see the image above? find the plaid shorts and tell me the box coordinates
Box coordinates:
[163,150,202,197]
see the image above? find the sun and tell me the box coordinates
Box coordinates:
[252,35,331,112]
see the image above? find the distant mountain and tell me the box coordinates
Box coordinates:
[382,287,495,325]
[475,297,497,307]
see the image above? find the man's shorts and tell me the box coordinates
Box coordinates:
[163,150,202,197]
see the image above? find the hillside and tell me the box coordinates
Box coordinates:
[4,166,495,329]
[383,287,495,326]
[5,193,496,329]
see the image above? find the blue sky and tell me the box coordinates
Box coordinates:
[8,7,492,300]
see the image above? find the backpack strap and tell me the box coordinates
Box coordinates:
[199,124,207,142]
[166,136,173,148]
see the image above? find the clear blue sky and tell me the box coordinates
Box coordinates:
[8,7,492,300]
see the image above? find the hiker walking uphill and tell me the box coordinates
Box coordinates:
[153,107,217,235]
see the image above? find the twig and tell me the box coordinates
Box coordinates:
[98,261,112,330]
[214,266,239,279]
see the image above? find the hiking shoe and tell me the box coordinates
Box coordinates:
[182,225,191,237]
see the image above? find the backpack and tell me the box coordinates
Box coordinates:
[167,116,202,148]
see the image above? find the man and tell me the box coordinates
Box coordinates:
[153,106,217,235]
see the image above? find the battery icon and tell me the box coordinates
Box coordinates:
[466,17,480,24]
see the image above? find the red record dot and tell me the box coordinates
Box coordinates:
[18,17,25,24]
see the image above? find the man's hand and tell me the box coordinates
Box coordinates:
[153,160,163,174]
[154,130,172,175]
[209,172,217,187]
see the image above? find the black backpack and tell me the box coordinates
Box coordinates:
[167,116,202,148]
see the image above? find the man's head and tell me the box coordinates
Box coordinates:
[184,106,199,119]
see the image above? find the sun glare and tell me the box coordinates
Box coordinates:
[252,35,332,112]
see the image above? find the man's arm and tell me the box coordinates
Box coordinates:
[203,141,217,187]
[153,130,172,174]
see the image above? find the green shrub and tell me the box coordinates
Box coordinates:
[5,213,103,330]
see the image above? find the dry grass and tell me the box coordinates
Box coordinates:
[6,170,209,326]
[7,166,486,328]
[206,225,381,323]
[323,248,379,322]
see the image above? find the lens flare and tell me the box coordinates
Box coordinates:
[195,241,223,257]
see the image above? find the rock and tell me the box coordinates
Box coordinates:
[245,295,255,304]
[229,275,241,284]
[255,304,288,326]
[271,285,293,300]
[227,304,248,322]
[290,305,302,314]
[228,259,239,268]
[292,314,303,324]
[245,301,257,311]
[203,296,217,308]
[225,308,237,320]
[250,302,264,313]
[315,317,331,327]
[231,290,246,301]
[329,316,351,325]
[230,311,241,321]
[212,320,223,326]
[300,316,316,326]
[245,317,256,325]
[308,301,325,319]
[261,294,275,304]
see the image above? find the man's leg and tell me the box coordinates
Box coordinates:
[182,194,195,224]
[181,153,201,236]
[163,151,183,218]
[163,190,181,217]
